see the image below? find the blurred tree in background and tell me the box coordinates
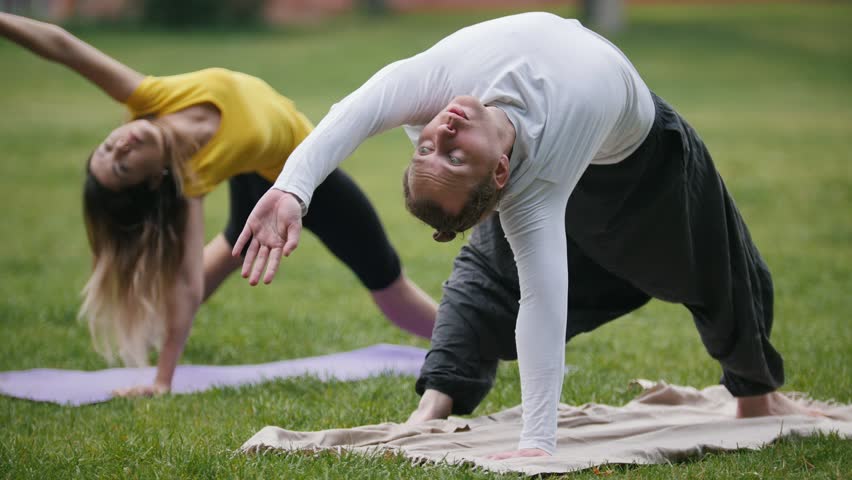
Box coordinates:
[141,0,262,27]
[359,0,388,16]
[582,0,624,34]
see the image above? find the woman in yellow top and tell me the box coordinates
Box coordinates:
[0,13,437,397]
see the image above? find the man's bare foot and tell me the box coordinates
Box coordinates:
[737,392,824,418]
[406,389,453,424]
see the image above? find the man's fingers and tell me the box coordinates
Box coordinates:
[249,245,270,286]
[263,248,283,284]
[232,223,253,258]
[485,449,550,461]
[282,222,302,257]
[241,238,260,279]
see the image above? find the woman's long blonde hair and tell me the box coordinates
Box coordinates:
[79,118,193,367]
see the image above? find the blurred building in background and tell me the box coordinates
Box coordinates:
[265,0,571,23]
[1,0,790,31]
[2,0,573,24]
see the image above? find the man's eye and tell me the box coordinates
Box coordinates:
[449,155,462,165]
[418,146,430,155]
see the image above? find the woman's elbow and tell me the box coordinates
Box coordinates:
[188,284,204,310]
[46,25,75,63]
[177,277,204,311]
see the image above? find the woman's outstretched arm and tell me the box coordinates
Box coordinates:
[0,12,143,102]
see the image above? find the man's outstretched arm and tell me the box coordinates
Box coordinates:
[233,56,453,283]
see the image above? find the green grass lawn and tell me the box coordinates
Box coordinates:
[1,3,850,478]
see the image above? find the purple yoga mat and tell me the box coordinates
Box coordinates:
[0,344,426,406]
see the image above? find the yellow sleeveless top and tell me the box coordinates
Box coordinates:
[124,68,314,197]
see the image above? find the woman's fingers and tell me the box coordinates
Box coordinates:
[112,384,165,398]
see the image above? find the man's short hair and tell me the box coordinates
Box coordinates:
[402,166,501,242]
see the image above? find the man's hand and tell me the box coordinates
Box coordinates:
[486,448,550,460]
[112,382,170,398]
[232,188,303,285]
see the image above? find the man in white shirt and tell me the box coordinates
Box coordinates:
[234,13,812,459]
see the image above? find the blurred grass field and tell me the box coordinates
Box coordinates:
[1,3,850,478]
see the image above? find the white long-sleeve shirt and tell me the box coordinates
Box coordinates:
[274,12,654,453]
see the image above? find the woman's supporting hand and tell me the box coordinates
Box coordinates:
[233,189,303,285]
[112,382,170,398]
[146,197,205,396]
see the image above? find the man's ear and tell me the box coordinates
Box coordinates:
[494,154,510,189]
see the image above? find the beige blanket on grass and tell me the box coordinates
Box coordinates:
[240,380,852,475]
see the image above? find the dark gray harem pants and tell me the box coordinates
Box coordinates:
[416,94,784,414]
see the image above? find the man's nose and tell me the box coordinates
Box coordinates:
[437,124,456,147]
[446,115,460,132]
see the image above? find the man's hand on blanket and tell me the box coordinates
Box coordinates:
[486,448,550,460]
[112,382,170,398]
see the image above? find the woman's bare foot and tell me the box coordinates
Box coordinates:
[736,392,824,418]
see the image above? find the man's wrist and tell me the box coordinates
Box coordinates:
[281,190,308,217]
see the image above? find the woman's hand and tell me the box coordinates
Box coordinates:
[112,382,170,398]
[233,189,303,285]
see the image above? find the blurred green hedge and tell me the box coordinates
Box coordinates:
[141,0,263,27]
